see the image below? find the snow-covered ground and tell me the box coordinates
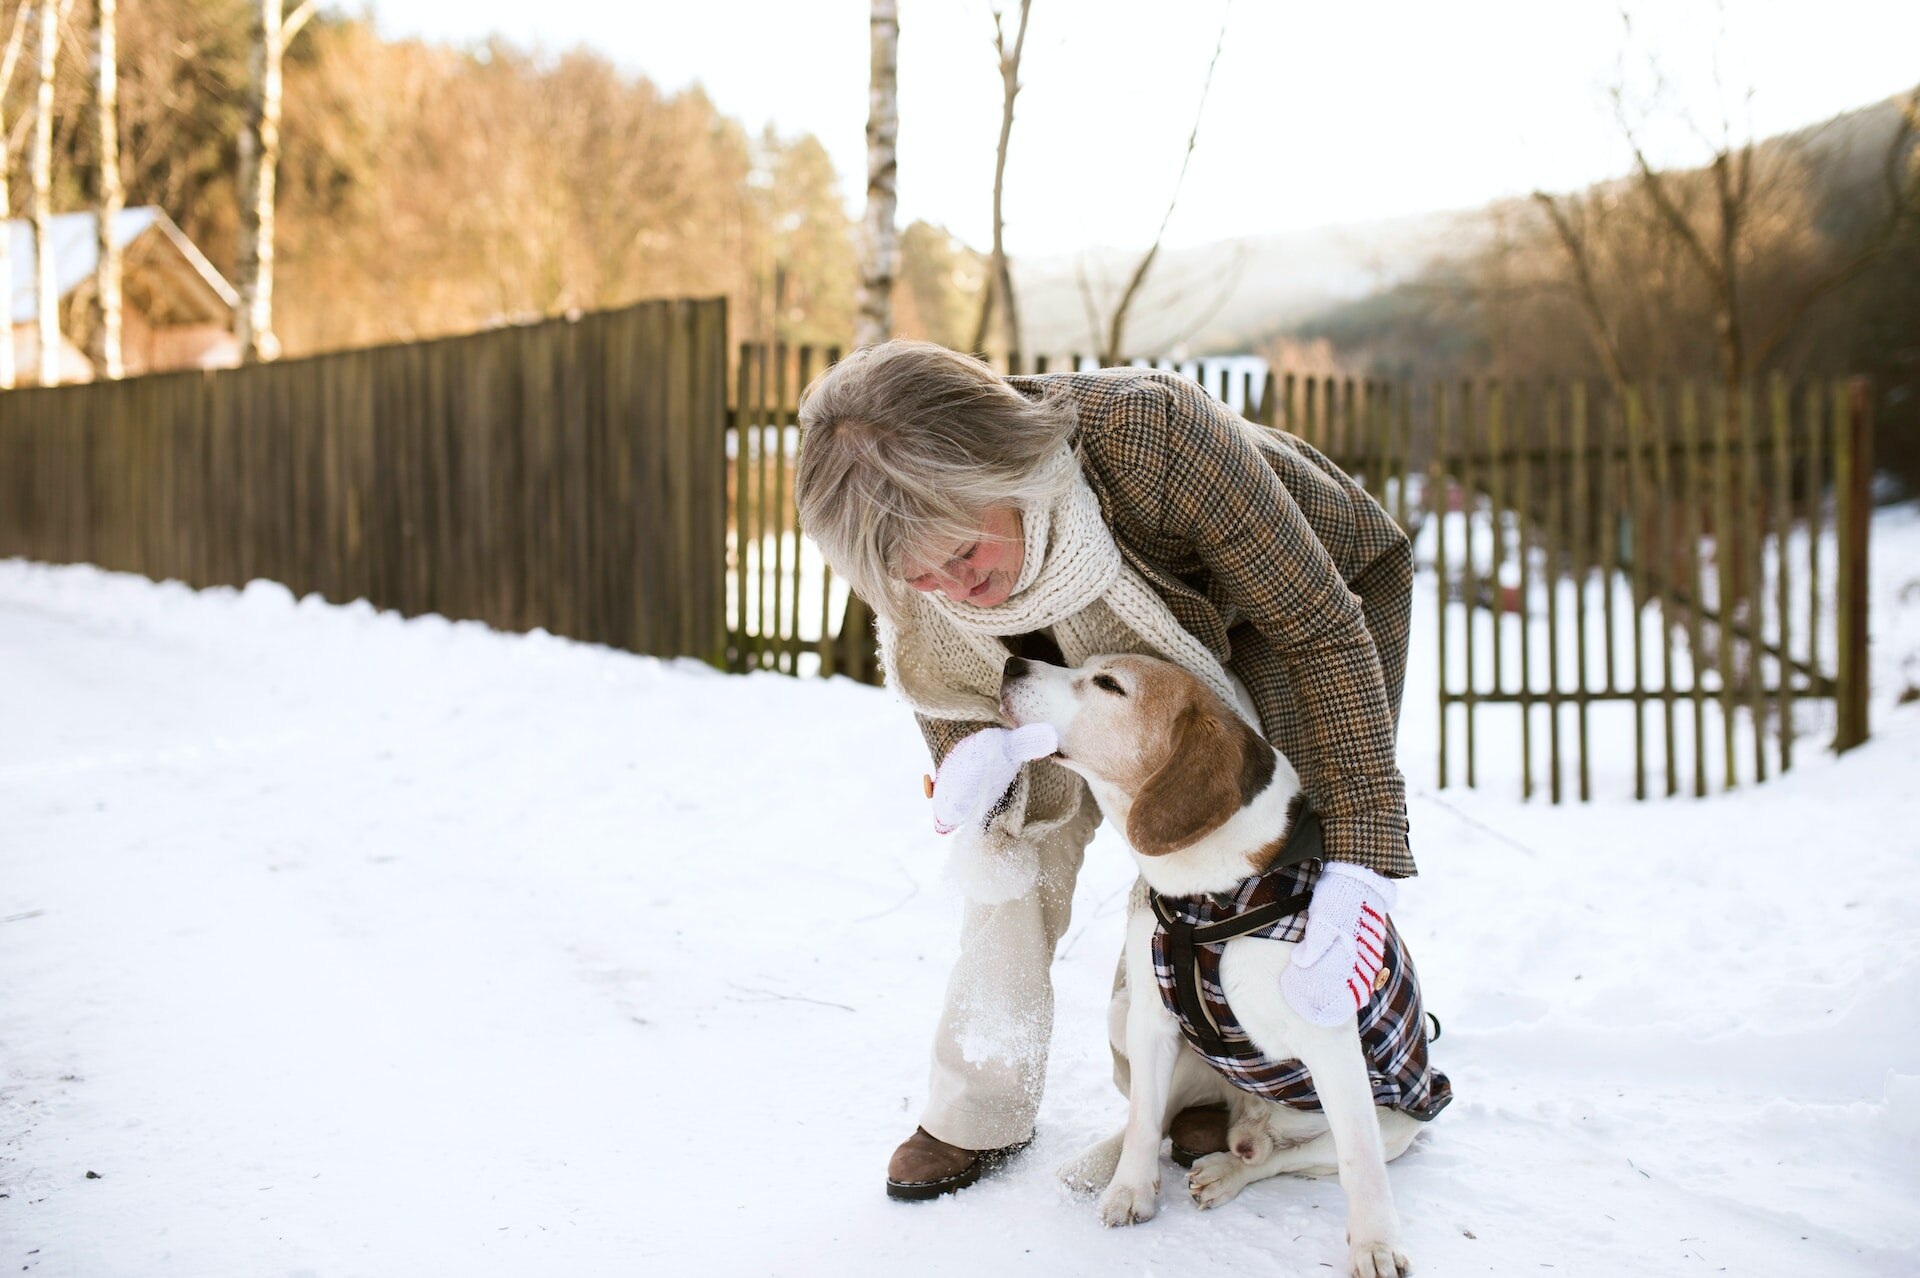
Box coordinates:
[4,506,1918,1277]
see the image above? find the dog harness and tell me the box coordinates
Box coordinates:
[1149,823,1452,1122]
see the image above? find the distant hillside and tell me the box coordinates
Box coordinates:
[1292,95,1914,358]
[1009,207,1491,359]
[1007,94,1915,362]
[1271,92,1920,488]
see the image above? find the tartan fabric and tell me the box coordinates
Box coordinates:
[1149,860,1452,1121]
[917,368,1415,877]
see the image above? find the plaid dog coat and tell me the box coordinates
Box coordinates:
[1149,850,1452,1121]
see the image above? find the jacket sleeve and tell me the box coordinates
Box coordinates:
[1147,378,1414,877]
[914,712,1096,902]
[914,712,1028,822]
[916,713,980,771]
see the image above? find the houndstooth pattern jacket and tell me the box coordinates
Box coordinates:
[915,367,1416,878]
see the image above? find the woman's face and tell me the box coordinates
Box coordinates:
[899,505,1025,607]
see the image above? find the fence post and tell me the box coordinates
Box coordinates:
[1432,381,1450,789]
[1833,377,1872,753]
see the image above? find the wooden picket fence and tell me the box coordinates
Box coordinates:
[1,315,1870,803]
[0,297,731,660]
[725,341,878,680]
[1428,375,1872,802]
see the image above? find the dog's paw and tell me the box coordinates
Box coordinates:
[1347,1238,1411,1278]
[1186,1151,1250,1210]
[1227,1117,1274,1164]
[1056,1136,1122,1194]
[1096,1176,1159,1227]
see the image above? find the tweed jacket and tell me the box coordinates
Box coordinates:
[915,367,1416,878]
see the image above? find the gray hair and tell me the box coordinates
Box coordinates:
[794,340,1079,622]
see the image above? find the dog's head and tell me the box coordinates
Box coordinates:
[999,653,1277,858]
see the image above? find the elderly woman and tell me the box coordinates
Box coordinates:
[793,340,1417,1201]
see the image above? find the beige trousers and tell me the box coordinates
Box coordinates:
[919,806,1102,1150]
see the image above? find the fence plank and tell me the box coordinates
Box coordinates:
[1432,381,1451,789]
[1512,381,1534,800]
[1680,382,1709,797]
[1835,377,1872,751]
[772,344,791,673]
[1771,374,1794,773]
[1543,380,1565,803]
[1806,379,1826,724]
[733,344,753,671]
[1651,381,1679,797]
[755,343,773,671]
[1739,381,1767,784]
[1625,384,1648,799]
[1570,380,1592,801]
[1712,381,1738,789]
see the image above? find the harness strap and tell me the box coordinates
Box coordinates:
[1186,891,1315,945]
[1151,888,1314,1060]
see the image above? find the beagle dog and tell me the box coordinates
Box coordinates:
[1001,652,1432,1278]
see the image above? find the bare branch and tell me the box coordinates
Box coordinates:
[0,1,32,96]
[1533,189,1635,390]
[1617,97,1724,291]
[1101,4,1228,363]
[1155,241,1249,355]
[279,0,315,51]
[1075,254,1106,355]
[971,0,1031,358]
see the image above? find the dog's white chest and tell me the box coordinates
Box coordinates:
[1215,935,1302,1061]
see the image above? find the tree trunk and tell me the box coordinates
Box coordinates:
[90,0,123,379]
[854,0,898,351]
[971,0,1029,362]
[0,2,33,389]
[32,0,58,385]
[237,0,310,362]
[1713,153,1747,408]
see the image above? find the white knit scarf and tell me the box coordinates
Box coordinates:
[877,447,1246,729]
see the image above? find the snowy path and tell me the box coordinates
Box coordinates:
[2,541,1917,1276]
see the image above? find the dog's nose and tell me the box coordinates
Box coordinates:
[1003,655,1029,682]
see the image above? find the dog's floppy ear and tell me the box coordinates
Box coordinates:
[1125,699,1275,857]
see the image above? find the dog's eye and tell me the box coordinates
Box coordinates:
[1092,674,1126,695]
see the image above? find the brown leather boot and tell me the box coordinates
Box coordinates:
[885,1126,1033,1201]
[1169,1104,1230,1168]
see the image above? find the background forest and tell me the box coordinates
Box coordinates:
[19,0,979,357]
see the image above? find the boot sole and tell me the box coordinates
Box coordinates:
[885,1137,1032,1201]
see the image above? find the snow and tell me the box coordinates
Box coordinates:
[4,505,1918,1277]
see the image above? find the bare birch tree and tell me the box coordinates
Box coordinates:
[0,0,35,389]
[970,0,1029,362]
[235,0,315,363]
[854,0,898,349]
[90,0,122,378]
[31,0,61,384]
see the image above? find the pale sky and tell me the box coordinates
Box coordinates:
[364,0,1920,258]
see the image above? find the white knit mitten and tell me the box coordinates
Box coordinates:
[930,725,1059,835]
[1281,862,1399,1026]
